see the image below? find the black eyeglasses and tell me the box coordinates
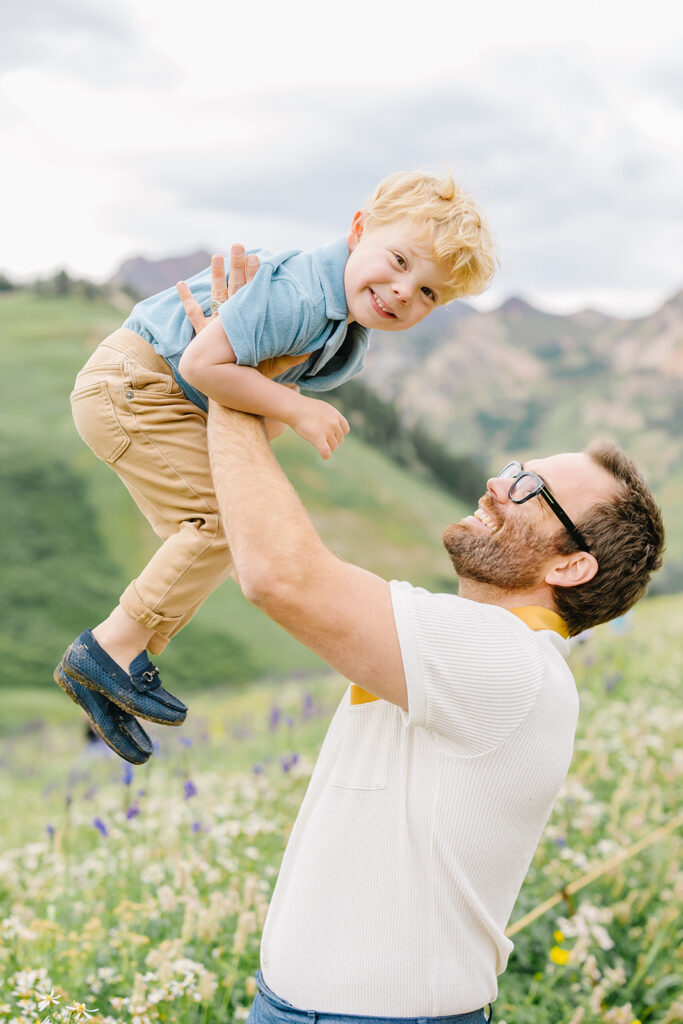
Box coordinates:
[498,461,590,552]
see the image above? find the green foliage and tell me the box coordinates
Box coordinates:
[325,378,486,503]
[0,438,125,682]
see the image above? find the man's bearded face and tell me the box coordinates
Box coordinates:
[442,494,562,591]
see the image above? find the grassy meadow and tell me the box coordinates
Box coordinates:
[1,594,681,1024]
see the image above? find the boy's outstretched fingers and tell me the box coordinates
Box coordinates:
[176,280,208,333]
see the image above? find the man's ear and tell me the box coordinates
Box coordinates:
[347,210,366,251]
[545,551,599,588]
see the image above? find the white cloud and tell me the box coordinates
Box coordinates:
[2,0,682,314]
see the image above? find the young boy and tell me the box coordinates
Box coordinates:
[54,170,496,764]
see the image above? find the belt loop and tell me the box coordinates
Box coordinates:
[306,1013,316,1022]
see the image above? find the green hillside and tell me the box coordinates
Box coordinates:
[0,291,469,690]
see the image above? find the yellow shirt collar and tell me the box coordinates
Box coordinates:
[507,605,570,638]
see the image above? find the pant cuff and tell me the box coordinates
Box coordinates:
[119,582,185,637]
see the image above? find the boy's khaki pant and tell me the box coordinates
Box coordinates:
[71,328,233,655]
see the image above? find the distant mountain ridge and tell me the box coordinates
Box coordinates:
[111,250,213,298]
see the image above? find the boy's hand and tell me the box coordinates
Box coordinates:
[288,396,350,460]
[177,253,231,333]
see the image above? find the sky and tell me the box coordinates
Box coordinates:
[3,0,682,315]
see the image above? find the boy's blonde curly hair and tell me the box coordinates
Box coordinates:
[364,170,496,303]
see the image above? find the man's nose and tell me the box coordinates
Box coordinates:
[485,476,511,504]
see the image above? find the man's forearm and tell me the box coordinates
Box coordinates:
[207,402,408,707]
[207,401,322,600]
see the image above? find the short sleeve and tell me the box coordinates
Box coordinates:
[218,266,312,366]
[390,581,545,756]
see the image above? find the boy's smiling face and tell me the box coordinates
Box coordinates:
[344,212,452,331]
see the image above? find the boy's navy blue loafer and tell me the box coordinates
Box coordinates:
[54,662,153,764]
[58,629,187,726]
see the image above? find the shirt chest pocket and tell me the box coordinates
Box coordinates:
[328,699,391,791]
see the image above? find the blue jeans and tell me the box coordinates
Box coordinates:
[247,972,493,1024]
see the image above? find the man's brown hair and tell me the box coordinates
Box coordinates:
[552,440,665,636]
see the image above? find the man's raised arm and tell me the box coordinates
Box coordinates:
[207,402,408,709]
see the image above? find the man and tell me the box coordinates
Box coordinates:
[192,251,664,1023]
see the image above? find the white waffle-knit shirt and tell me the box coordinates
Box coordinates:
[260,582,579,1016]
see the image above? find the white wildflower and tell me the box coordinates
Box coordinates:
[37,990,60,1010]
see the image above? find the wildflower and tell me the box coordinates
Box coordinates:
[37,990,60,1010]
[553,929,565,943]
[122,763,134,785]
[93,817,109,837]
[549,946,570,965]
[269,704,281,730]
[179,736,193,748]
[46,824,55,837]
[191,821,202,833]
[126,803,140,819]
[184,779,197,799]
[65,1003,98,1021]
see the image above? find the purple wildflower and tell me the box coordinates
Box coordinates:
[191,821,202,833]
[302,693,314,720]
[269,704,281,730]
[46,824,55,837]
[280,752,300,773]
[93,817,109,837]
[252,764,264,775]
[184,779,198,799]
[605,672,623,692]
[179,736,193,748]
[126,804,140,820]
[122,763,134,786]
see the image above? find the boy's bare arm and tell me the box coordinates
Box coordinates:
[177,299,350,460]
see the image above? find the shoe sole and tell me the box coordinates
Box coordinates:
[54,663,152,765]
[62,645,186,726]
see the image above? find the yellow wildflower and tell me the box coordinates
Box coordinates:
[553,929,565,943]
[550,945,570,965]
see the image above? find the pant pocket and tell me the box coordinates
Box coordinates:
[125,361,183,396]
[71,379,131,464]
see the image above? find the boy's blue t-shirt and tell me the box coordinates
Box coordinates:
[122,236,370,411]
